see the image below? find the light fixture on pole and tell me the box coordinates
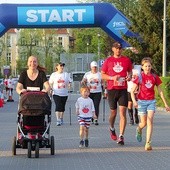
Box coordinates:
[162,0,167,77]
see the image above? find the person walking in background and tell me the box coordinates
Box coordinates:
[75,86,96,148]
[7,76,15,96]
[4,75,9,96]
[81,61,103,125]
[127,61,141,125]
[131,57,170,151]
[101,42,132,145]
[49,62,72,126]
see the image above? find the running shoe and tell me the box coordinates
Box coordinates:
[84,139,89,147]
[145,141,152,151]
[136,127,142,142]
[94,119,99,125]
[79,140,84,148]
[56,120,61,126]
[60,118,64,125]
[110,128,117,140]
[117,135,124,145]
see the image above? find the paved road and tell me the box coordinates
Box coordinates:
[0,91,170,170]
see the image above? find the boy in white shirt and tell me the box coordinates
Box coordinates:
[75,86,96,148]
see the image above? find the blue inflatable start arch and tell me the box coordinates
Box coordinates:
[0,3,134,47]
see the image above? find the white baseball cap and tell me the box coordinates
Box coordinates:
[90,61,98,68]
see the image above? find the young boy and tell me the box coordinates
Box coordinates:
[75,86,96,148]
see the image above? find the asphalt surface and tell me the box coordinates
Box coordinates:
[0,91,170,170]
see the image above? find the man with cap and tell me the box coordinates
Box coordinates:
[81,61,103,125]
[49,62,72,126]
[101,42,132,145]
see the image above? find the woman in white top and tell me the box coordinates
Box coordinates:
[81,61,103,125]
[49,62,72,126]
[127,63,141,125]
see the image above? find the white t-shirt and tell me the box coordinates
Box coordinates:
[7,79,14,89]
[75,97,95,118]
[127,65,141,92]
[83,71,102,93]
[49,72,72,96]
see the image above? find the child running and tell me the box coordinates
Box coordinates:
[131,57,170,151]
[75,86,96,148]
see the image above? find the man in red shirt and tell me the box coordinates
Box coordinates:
[101,42,132,145]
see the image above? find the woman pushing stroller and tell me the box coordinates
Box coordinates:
[14,55,53,158]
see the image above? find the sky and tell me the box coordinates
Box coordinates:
[0,0,78,4]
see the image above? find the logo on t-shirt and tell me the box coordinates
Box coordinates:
[82,106,89,113]
[145,80,153,88]
[113,62,123,73]
[89,78,99,89]
[57,78,65,89]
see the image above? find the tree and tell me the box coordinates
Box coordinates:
[17,29,65,74]
[124,0,170,75]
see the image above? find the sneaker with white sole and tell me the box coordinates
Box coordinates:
[136,127,142,142]
[117,135,124,145]
[79,140,84,148]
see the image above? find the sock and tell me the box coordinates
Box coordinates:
[110,127,115,131]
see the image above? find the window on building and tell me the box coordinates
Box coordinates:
[7,36,11,47]
[7,52,11,63]
[58,37,63,46]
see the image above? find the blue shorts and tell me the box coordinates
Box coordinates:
[138,99,156,115]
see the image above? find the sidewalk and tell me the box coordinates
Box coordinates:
[0,91,170,170]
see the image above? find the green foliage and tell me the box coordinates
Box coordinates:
[123,0,170,75]
[72,28,112,59]
[155,77,170,107]
[17,29,65,74]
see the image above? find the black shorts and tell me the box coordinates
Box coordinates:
[53,95,68,112]
[108,89,128,110]
[128,92,132,102]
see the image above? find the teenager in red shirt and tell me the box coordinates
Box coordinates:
[131,57,170,151]
[101,42,132,145]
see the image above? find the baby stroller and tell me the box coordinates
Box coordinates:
[12,91,55,158]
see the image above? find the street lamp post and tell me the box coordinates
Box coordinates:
[162,0,167,77]
[97,33,100,63]
[87,42,89,70]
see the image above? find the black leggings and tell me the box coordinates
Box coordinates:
[89,92,101,118]
[53,95,68,112]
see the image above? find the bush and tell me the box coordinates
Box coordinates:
[155,77,170,107]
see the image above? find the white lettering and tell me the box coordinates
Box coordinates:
[37,10,49,22]
[74,9,86,21]
[113,22,125,28]
[48,10,62,22]
[27,10,38,22]
[26,8,87,23]
[62,10,74,22]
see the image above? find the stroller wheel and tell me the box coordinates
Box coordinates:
[35,142,39,158]
[12,136,16,156]
[27,141,32,158]
[50,136,55,155]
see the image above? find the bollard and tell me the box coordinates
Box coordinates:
[103,98,105,122]
[69,105,72,125]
